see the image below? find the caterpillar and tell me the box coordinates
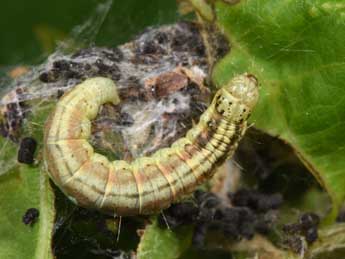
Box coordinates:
[43,73,259,216]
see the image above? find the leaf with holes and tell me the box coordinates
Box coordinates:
[212,0,345,221]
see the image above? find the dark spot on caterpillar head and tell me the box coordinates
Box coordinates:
[18,137,37,164]
[219,109,225,115]
[22,208,39,226]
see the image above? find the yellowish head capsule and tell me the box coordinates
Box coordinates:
[225,73,259,109]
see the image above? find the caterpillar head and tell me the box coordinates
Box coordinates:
[216,73,259,122]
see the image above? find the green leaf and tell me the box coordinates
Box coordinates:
[0,0,178,65]
[0,165,55,259]
[0,137,18,176]
[137,219,193,259]
[213,0,345,221]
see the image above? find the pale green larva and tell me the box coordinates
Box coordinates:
[43,74,259,216]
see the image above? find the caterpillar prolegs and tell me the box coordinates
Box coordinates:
[43,74,259,216]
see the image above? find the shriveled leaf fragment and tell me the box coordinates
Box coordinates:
[0,165,55,259]
[137,219,193,259]
[213,0,345,221]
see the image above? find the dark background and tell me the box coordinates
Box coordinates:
[0,0,178,66]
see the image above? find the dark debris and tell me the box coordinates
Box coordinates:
[38,22,208,94]
[22,208,39,226]
[39,48,123,84]
[17,137,37,164]
[283,212,320,246]
[229,188,283,212]
[0,87,29,142]
[52,187,136,259]
[158,189,283,248]
[1,22,211,162]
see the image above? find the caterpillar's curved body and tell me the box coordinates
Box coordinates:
[44,74,258,216]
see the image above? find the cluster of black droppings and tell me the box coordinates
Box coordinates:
[204,24,230,60]
[39,47,123,84]
[132,22,207,67]
[39,70,59,83]
[158,189,283,248]
[0,88,28,142]
[141,40,165,55]
[213,207,257,239]
[155,31,169,44]
[72,47,124,63]
[283,212,320,246]
[17,137,37,164]
[22,208,39,226]
[2,22,210,147]
[172,22,206,57]
[158,202,199,228]
[213,33,230,59]
[229,188,283,212]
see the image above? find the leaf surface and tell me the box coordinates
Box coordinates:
[137,219,193,259]
[0,165,55,259]
[213,0,345,221]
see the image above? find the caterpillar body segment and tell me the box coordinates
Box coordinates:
[44,74,259,216]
